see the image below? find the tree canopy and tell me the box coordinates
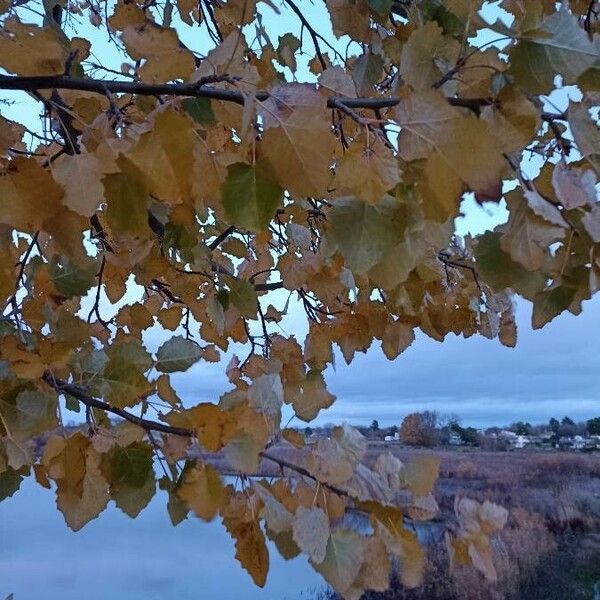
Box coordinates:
[0,0,599,596]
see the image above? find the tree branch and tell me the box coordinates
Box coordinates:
[0,74,493,113]
[42,371,194,436]
[42,370,348,496]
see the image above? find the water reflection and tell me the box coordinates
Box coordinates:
[0,477,324,600]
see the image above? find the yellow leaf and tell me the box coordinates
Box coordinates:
[177,463,226,520]
[0,157,63,232]
[282,428,305,448]
[0,18,67,76]
[121,24,195,82]
[51,153,106,217]
[402,455,439,496]
[335,137,401,204]
[128,108,195,203]
[262,107,336,198]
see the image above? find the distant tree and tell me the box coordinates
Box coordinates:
[561,416,575,426]
[586,417,600,435]
[371,419,380,431]
[448,419,462,433]
[389,425,398,435]
[304,426,313,437]
[549,418,560,433]
[460,427,479,446]
[399,412,438,447]
[513,421,532,435]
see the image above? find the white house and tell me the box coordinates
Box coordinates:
[514,435,530,449]
[449,433,462,446]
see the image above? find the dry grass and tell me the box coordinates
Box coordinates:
[312,446,600,600]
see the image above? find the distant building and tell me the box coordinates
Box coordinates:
[448,433,462,446]
[514,435,530,449]
[384,432,400,442]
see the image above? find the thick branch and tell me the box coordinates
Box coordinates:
[0,74,493,112]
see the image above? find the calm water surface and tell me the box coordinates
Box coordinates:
[0,477,325,600]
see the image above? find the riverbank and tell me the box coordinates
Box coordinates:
[302,446,600,600]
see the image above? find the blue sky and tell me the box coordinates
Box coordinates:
[3,1,599,429]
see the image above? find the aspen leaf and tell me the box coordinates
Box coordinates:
[177,463,225,520]
[222,275,257,318]
[156,336,202,373]
[319,66,356,97]
[51,153,105,217]
[0,157,64,232]
[128,109,195,203]
[351,53,384,97]
[121,25,195,82]
[327,196,401,274]
[0,18,67,76]
[101,442,155,518]
[402,455,439,496]
[509,9,597,93]
[247,373,284,422]
[335,139,401,204]
[282,428,304,448]
[582,205,600,243]
[292,506,330,563]
[552,163,597,210]
[345,536,390,599]
[166,403,249,451]
[0,390,58,442]
[224,432,263,474]
[289,369,335,422]
[224,514,270,587]
[262,107,335,197]
[326,0,370,41]
[253,483,293,534]
[313,529,365,594]
[381,320,415,360]
[221,161,283,232]
[500,190,565,271]
[399,21,460,90]
[474,231,546,299]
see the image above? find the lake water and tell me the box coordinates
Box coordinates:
[0,478,325,600]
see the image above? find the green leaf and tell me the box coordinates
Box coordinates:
[351,53,383,96]
[0,466,28,501]
[509,9,597,93]
[48,255,97,298]
[102,156,150,237]
[474,231,545,300]
[312,529,366,594]
[155,335,202,373]
[368,0,392,16]
[532,286,577,329]
[326,196,401,274]
[65,394,81,413]
[221,161,283,232]
[101,442,155,517]
[98,342,153,408]
[181,97,215,125]
[224,275,258,318]
[0,388,57,442]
